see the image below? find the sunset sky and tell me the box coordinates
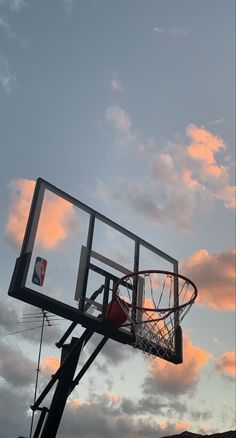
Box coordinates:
[0,1,235,437]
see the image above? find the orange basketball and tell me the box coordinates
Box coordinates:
[105,298,128,328]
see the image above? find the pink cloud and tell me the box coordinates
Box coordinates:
[96,119,235,232]
[106,105,132,134]
[145,335,208,394]
[37,194,77,248]
[185,124,235,208]
[181,249,235,310]
[183,168,201,189]
[103,391,120,402]
[214,185,236,209]
[42,356,60,376]
[111,72,124,93]
[159,420,191,433]
[5,178,79,249]
[175,421,190,430]
[5,178,35,247]
[68,399,91,409]
[215,352,236,379]
[186,124,225,178]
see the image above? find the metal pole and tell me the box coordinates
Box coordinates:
[32,408,48,438]
[40,337,83,438]
[70,336,108,393]
[31,329,92,411]
[29,311,46,438]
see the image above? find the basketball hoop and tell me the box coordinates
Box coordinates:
[105,270,198,359]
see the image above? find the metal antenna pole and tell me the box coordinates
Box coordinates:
[29,310,46,438]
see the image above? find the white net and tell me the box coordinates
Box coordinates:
[114,270,197,359]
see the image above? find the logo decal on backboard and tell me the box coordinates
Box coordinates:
[32,257,47,286]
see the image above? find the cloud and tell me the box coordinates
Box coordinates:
[106,104,132,135]
[58,392,199,438]
[99,339,132,365]
[0,299,18,333]
[101,114,235,231]
[42,356,60,377]
[111,72,124,93]
[0,13,18,37]
[0,53,17,93]
[0,386,32,438]
[190,408,212,422]
[144,335,207,395]
[0,0,26,11]
[0,298,63,344]
[208,118,225,126]
[153,25,187,37]
[151,124,235,212]
[121,395,166,416]
[186,124,235,208]
[214,352,236,379]
[95,176,194,232]
[186,124,225,174]
[0,339,35,386]
[62,0,73,14]
[5,178,35,247]
[175,421,190,430]
[5,178,80,249]
[181,249,236,310]
[105,104,145,154]
[0,14,10,32]
[37,195,79,249]
[124,180,167,225]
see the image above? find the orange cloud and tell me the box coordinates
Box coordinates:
[159,421,168,431]
[106,105,132,134]
[181,249,236,310]
[175,421,190,430]
[214,185,236,209]
[5,179,35,248]
[185,124,235,209]
[186,124,225,176]
[215,352,236,379]
[37,194,77,248]
[159,420,190,434]
[145,335,207,394]
[183,168,200,189]
[68,399,91,409]
[42,356,60,376]
[103,391,119,402]
[5,178,79,249]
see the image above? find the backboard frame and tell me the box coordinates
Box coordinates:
[8,177,182,363]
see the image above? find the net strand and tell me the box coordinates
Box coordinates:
[115,271,197,359]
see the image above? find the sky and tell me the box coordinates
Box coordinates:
[0,0,235,437]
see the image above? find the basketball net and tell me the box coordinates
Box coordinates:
[110,270,198,359]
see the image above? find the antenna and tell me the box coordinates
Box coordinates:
[29,310,46,438]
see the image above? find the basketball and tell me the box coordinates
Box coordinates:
[105,298,128,328]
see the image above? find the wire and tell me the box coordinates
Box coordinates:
[17,318,61,324]
[5,322,61,337]
[5,325,45,336]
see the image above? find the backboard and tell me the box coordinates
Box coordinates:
[8,177,182,363]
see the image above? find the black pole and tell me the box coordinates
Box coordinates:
[70,336,108,393]
[40,337,83,438]
[31,329,92,411]
[32,407,48,438]
[55,285,104,349]
[55,321,77,348]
